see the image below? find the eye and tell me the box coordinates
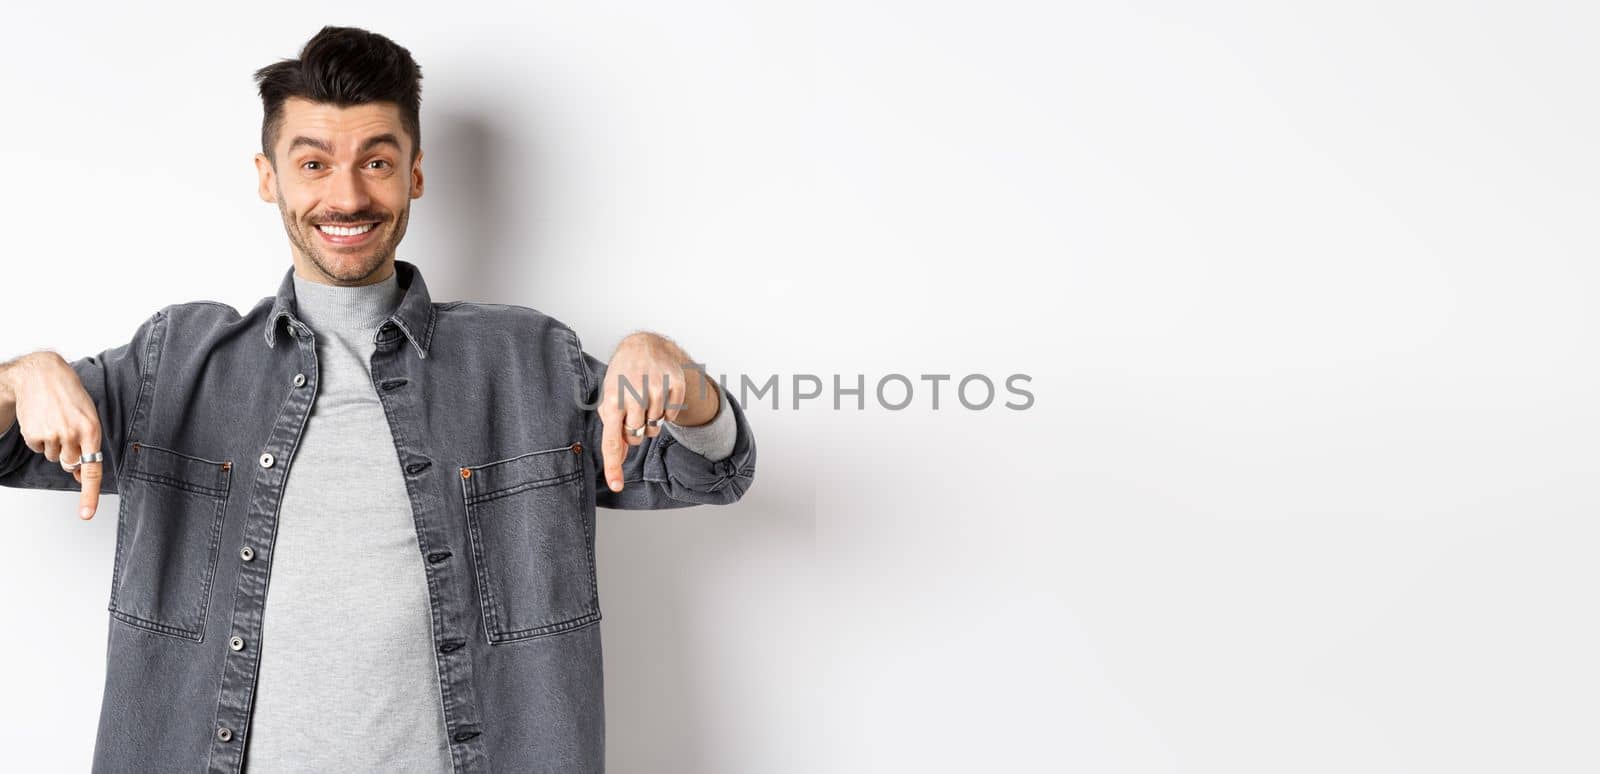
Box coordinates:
[368,159,392,170]
[301,160,324,171]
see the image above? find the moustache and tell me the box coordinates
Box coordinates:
[310,214,386,225]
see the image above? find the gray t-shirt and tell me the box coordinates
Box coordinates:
[243,268,452,772]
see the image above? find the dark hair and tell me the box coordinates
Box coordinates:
[253,26,423,166]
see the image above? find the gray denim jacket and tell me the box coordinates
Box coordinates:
[0,260,757,773]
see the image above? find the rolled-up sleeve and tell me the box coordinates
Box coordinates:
[569,330,756,510]
[0,307,168,495]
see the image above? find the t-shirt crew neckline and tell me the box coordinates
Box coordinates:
[290,266,406,335]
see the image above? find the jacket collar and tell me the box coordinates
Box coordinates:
[263,259,436,359]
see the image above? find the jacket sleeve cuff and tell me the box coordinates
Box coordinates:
[639,386,756,505]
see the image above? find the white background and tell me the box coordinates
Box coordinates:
[2,1,1596,772]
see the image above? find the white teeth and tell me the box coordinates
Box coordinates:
[318,223,375,236]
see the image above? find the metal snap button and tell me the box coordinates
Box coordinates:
[240,546,254,562]
[229,636,245,651]
[259,452,275,468]
[216,726,233,742]
[293,373,306,387]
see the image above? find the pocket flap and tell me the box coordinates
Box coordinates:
[461,444,583,502]
[127,441,232,498]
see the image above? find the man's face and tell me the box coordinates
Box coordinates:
[254,97,424,285]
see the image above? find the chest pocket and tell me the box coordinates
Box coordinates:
[460,442,598,643]
[109,441,231,641]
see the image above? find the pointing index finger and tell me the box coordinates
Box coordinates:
[79,461,103,520]
[600,406,626,493]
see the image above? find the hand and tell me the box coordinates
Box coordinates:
[2,352,106,519]
[596,332,719,492]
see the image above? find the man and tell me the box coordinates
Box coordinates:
[0,25,755,773]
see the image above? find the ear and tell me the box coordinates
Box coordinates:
[410,148,425,199]
[254,153,276,203]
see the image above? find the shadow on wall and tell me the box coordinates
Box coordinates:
[423,109,529,304]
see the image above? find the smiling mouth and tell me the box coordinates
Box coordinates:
[313,220,382,247]
[316,222,379,236]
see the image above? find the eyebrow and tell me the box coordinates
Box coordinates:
[287,133,403,156]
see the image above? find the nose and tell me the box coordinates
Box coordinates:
[324,164,372,215]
